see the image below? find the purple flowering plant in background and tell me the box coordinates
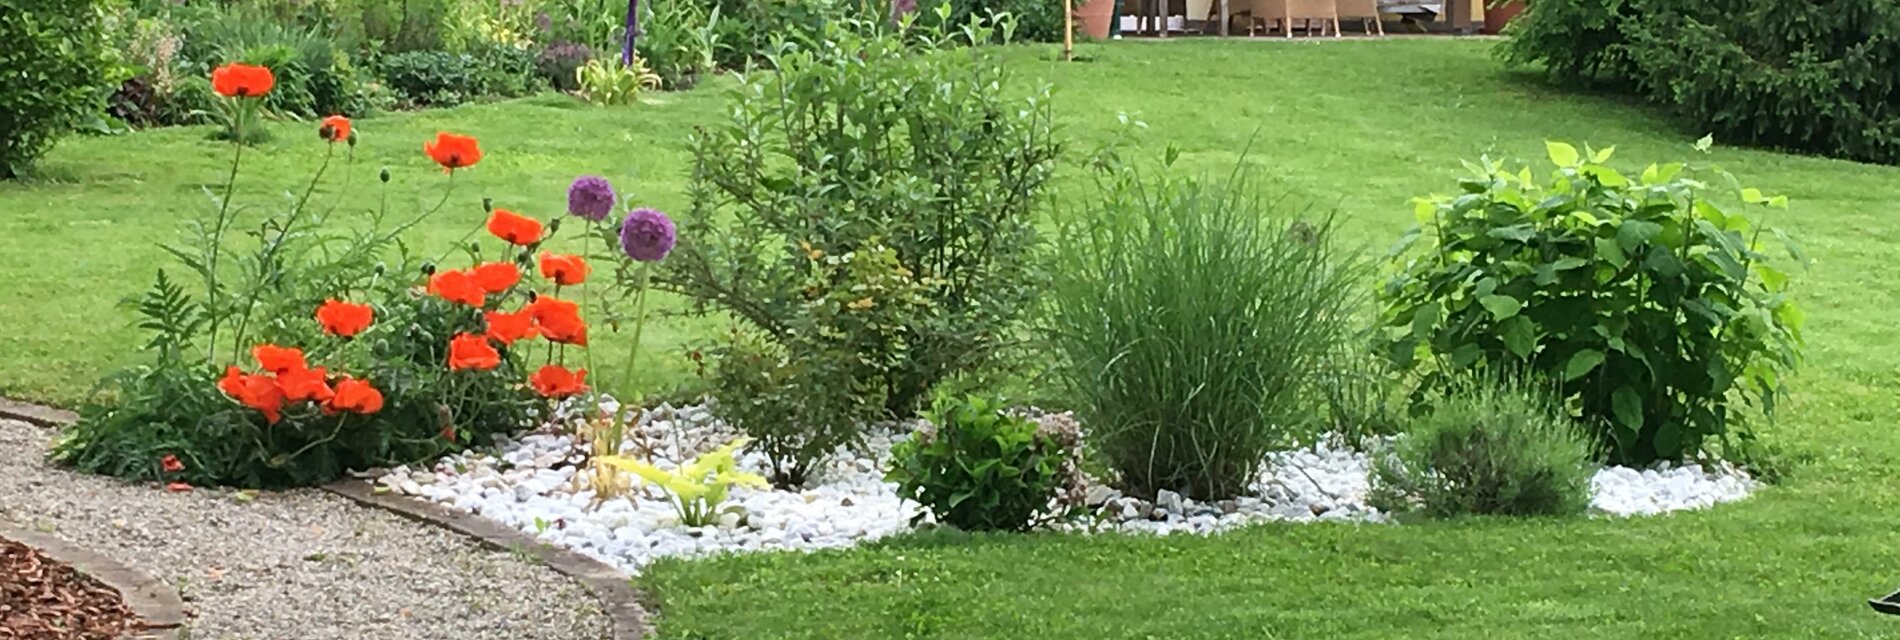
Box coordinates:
[619,207,676,262]
[568,175,617,221]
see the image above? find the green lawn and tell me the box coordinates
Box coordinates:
[6,38,1900,637]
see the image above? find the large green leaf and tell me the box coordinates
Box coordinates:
[1611,386,1644,433]
[1479,294,1523,320]
[1499,315,1537,358]
[1595,237,1627,268]
[1617,220,1662,251]
[1546,140,1581,167]
[1563,349,1604,381]
[1411,301,1441,341]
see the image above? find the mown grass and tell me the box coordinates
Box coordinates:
[5,37,1899,637]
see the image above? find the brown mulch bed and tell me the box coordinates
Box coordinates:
[0,537,140,640]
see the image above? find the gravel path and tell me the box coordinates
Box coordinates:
[0,419,610,640]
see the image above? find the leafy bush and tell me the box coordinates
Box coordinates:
[536,41,594,92]
[637,0,720,89]
[661,16,1056,469]
[701,327,885,488]
[382,49,479,106]
[1374,141,1804,465]
[1495,0,1639,85]
[1044,158,1364,501]
[887,396,1080,532]
[1369,378,1595,518]
[184,5,380,119]
[706,0,852,70]
[1622,1,1900,166]
[1500,0,1900,165]
[0,0,113,178]
[926,0,1065,42]
[466,40,541,98]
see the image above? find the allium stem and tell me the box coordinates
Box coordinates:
[617,265,652,415]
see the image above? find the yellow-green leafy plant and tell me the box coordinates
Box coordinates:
[574,57,660,106]
[599,437,768,526]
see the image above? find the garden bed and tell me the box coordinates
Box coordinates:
[376,400,1759,574]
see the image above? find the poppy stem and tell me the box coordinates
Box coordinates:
[204,103,249,364]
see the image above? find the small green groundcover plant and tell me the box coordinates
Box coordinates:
[1044,154,1363,501]
[886,395,1081,532]
[1376,139,1804,466]
[600,437,768,527]
[1370,377,1596,518]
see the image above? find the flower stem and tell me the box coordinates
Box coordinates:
[204,103,249,363]
[617,265,653,415]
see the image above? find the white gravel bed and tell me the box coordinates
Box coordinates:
[0,419,608,640]
[380,402,1759,574]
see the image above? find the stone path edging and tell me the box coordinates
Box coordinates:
[0,521,188,640]
[0,397,78,428]
[322,480,649,640]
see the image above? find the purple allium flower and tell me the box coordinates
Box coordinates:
[619,208,676,262]
[567,175,616,221]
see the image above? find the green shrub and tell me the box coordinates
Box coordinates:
[1044,158,1364,501]
[704,327,886,488]
[0,0,113,178]
[1500,0,1900,165]
[1374,141,1804,465]
[887,395,1079,532]
[637,0,720,89]
[1369,378,1595,518]
[1496,0,1639,86]
[382,49,479,106]
[536,41,594,92]
[706,0,852,70]
[925,0,1065,43]
[574,57,661,106]
[660,17,1056,458]
[1623,1,1900,166]
[466,40,541,98]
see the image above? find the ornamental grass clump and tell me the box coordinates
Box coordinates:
[1369,377,1596,518]
[1044,159,1364,501]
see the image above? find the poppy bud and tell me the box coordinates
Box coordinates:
[526,290,539,303]
[482,197,493,213]
[374,262,386,276]
[469,241,482,255]
[347,131,358,148]
[373,338,389,354]
[380,167,391,183]
[421,261,437,276]
[546,217,563,234]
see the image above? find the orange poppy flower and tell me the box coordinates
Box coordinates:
[211,63,275,98]
[319,115,351,143]
[538,252,590,286]
[447,333,502,371]
[218,365,247,398]
[277,366,335,403]
[424,132,482,171]
[161,454,185,474]
[327,377,385,415]
[527,296,587,346]
[252,344,307,375]
[226,371,285,424]
[316,299,374,337]
[530,365,589,398]
[428,269,487,307]
[166,482,194,493]
[471,261,521,294]
[484,309,538,345]
[486,209,544,246]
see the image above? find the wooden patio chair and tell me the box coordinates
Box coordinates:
[1233,0,1339,36]
[1334,0,1386,35]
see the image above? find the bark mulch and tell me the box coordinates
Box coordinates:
[0,537,140,640]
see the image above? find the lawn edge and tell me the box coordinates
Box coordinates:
[321,479,651,640]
